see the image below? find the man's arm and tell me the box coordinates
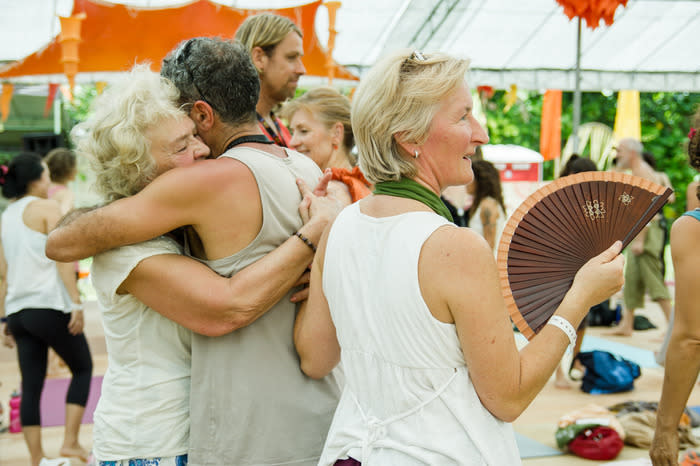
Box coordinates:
[45,162,218,262]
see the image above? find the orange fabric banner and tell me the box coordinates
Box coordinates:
[0,0,357,83]
[540,89,562,161]
[44,83,60,117]
[1,83,14,122]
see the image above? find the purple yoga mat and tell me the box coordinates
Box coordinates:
[39,376,103,427]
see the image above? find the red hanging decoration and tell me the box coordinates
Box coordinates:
[44,83,60,117]
[555,0,628,29]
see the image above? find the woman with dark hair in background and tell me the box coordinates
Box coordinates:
[0,152,92,466]
[45,147,80,376]
[553,154,598,389]
[466,159,506,254]
[45,148,78,215]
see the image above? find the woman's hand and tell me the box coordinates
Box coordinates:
[297,178,347,226]
[67,310,85,335]
[569,241,625,310]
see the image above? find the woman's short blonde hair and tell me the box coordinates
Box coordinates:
[352,49,470,184]
[280,87,355,164]
[71,64,185,201]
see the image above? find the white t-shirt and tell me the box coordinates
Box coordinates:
[90,237,192,461]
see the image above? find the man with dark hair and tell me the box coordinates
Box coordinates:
[235,13,306,147]
[47,37,342,465]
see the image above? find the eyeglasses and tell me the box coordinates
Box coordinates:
[176,38,217,112]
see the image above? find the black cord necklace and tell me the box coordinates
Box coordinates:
[224,134,274,153]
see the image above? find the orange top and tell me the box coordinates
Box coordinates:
[330,166,372,202]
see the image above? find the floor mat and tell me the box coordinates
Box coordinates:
[580,336,660,368]
[39,375,103,427]
[515,431,563,458]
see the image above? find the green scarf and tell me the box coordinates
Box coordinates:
[373,178,454,222]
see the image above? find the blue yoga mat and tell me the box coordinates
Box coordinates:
[580,336,660,368]
[515,431,562,458]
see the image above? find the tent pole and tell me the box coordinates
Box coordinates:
[53,94,61,135]
[572,17,582,154]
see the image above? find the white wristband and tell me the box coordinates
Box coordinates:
[547,315,577,348]
[71,302,84,312]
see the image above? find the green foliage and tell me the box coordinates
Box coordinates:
[482,89,700,219]
[64,84,99,127]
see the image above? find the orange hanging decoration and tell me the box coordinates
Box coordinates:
[324,1,342,85]
[540,89,562,161]
[58,13,86,98]
[1,83,14,122]
[555,0,628,29]
[44,83,60,117]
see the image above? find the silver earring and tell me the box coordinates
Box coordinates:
[414,150,419,159]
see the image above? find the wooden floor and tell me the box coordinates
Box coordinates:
[0,295,693,465]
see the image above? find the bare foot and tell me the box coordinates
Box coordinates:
[607,327,633,337]
[59,445,88,463]
[554,377,576,389]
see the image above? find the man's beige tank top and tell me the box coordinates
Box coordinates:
[188,146,341,466]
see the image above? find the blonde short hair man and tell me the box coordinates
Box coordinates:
[235,13,305,147]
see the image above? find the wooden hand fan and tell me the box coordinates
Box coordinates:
[497,171,673,339]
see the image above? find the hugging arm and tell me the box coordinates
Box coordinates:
[121,241,315,336]
[45,166,207,262]
[294,225,340,378]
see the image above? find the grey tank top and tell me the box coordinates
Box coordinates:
[188,146,341,466]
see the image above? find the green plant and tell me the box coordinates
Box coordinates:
[482,90,700,219]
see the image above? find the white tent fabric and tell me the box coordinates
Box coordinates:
[1,0,698,91]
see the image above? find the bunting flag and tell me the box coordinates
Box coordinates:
[1,83,14,122]
[95,81,107,95]
[504,84,518,112]
[540,89,562,161]
[613,90,641,141]
[44,83,60,117]
[59,84,73,103]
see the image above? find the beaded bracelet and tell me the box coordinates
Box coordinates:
[547,315,577,351]
[293,231,317,253]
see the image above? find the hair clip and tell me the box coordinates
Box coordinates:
[689,128,697,140]
[411,50,426,61]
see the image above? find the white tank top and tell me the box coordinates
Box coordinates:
[319,202,520,465]
[1,196,72,316]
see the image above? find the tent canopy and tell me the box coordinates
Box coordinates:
[0,0,357,84]
[1,0,698,91]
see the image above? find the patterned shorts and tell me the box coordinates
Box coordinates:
[99,454,187,466]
